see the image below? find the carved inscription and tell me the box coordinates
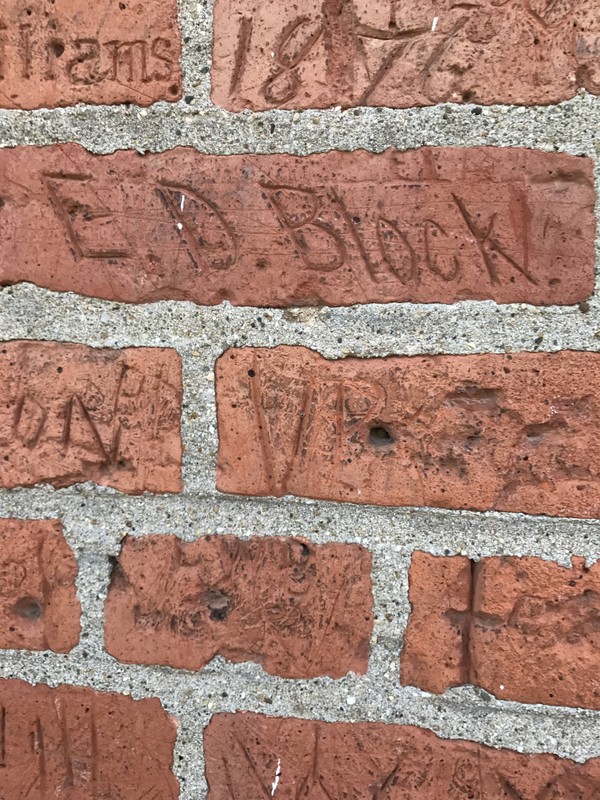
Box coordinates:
[0,679,178,798]
[0,144,595,306]
[402,551,600,709]
[0,341,182,493]
[0,0,181,108]
[212,0,600,110]
[104,534,373,678]
[205,712,600,799]
[0,519,80,652]
[217,348,600,518]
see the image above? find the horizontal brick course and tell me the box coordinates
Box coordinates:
[401,551,600,709]
[217,347,600,517]
[205,712,600,798]
[0,518,80,652]
[0,341,182,494]
[0,144,594,306]
[212,0,600,111]
[0,678,178,798]
[104,534,373,677]
[0,0,182,109]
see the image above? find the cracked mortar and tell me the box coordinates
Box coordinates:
[1,0,600,796]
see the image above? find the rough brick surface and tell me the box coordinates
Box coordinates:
[0,0,181,109]
[104,534,373,677]
[205,712,600,798]
[217,347,600,518]
[212,0,600,111]
[0,340,182,494]
[402,551,600,709]
[0,678,178,798]
[0,144,594,307]
[0,518,80,653]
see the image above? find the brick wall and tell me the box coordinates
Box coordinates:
[1,0,600,797]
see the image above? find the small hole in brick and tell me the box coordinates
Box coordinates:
[168,83,179,95]
[248,369,256,377]
[119,2,126,7]
[13,597,43,619]
[50,40,64,57]
[369,426,395,447]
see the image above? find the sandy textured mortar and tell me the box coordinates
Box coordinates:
[2,0,600,797]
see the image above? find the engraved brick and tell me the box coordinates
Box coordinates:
[0,341,182,494]
[0,143,595,307]
[0,518,80,652]
[0,0,181,109]
[104,534,373,678]
[212,0,600,111]
[402,551,600,710]
[217,347,600,518]
[0,678,178,798]
[205,712,600,798]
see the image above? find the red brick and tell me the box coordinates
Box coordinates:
[0,518,80,652]
[402,551,600,710]
[0,341,182,494]
[217,347,600,518]
[0,678,178,798]
[0,144,594,307]
[0,0,181,109]
[205,712,600,798]
[104,534,373,678]
[212,0,600,111]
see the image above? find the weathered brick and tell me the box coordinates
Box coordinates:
[0,678,178,798]
[402,551,600,709]
[0,0,181,109]
[205,712,600,798]
[104,534,373,678]
[217,347,600,518]
[0,341,182,494]
[0,144,594,307]
[0,518,80,652]
[212,0,600,111]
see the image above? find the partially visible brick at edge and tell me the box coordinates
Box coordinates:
[0,519,80,653]
[204,712,600,798]
[0,0,182,109]
[0,341,183,494]
[217,347,600,518]
[0,679,179,798]
[0,144,595,307]
[213,0,600,110]
[401,551,600,710]
[104,534,373,678]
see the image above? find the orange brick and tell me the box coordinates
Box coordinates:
[105,534,373,678]
[0,0,181,109]
[0,518,80,652]
[0,341,182,494]
[217,347,600,518]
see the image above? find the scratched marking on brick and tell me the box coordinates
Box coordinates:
[0,144,594,306]
[217,347,600,518]
[104,534,373,678]
[0,519,80,652]
[0,0,181,108]
[0,679,178,798]
[0,341,182,494]
[205,712,600,799]
[212,0,600,110]
[402,551,600,709]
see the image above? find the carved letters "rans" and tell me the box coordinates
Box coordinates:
[0,0,181,108]
[0,144,594,306]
